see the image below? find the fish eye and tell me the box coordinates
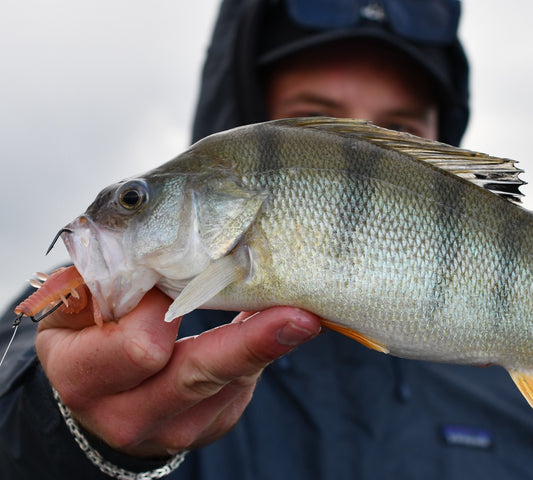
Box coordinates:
[117,180,149,211]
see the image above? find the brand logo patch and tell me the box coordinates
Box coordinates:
[441,424,493,449]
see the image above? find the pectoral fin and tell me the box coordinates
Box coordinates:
[164,250,250,322]
[508,369,533,409]
[320,319,390,354]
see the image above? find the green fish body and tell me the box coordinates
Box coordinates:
[61,118,533,407]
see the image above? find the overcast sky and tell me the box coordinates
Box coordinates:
[1,1,532,314]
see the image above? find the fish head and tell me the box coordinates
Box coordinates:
[61,156,266,321]
[61,173,215,321]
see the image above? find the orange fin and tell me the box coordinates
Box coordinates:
[320,319,390,354]
[508,369,533,409]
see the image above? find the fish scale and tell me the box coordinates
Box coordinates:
[58,117,533,408]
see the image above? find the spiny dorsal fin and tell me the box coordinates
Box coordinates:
[278,117,525,204]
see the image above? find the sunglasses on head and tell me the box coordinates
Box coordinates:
[282,0,460,45]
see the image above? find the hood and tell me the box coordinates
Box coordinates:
[192,0,469,146]
[192,0,254,143]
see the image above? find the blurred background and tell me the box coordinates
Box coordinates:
[1,0,532,311]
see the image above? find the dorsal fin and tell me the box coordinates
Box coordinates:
[277,117,525,204]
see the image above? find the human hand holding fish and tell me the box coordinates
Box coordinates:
[34,286,321,458]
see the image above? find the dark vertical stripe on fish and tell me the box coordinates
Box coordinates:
[427,168,468,325]
[490,205,525,336]
[257,125,283,173]
[338,137,381,253]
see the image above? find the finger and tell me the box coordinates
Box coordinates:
[158,373,258,450]
[170,307,321,398]
[36,288,180,405]
[81,307,321,446]
[109,379,257,457]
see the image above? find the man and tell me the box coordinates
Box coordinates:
[2,1,532,478]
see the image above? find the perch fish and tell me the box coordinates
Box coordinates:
[38,118,533,407]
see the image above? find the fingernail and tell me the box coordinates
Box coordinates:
[277,321,317,346]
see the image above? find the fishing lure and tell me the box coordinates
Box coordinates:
[14,266,87,320]
[0,265,99,368]
[0,228,99,368]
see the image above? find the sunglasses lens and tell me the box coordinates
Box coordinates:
[286,0,360,29]
[386,0,460,44]
[284,0,460,43]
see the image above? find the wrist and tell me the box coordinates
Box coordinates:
[52,388,188,479]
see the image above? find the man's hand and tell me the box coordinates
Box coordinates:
[36,287,321,458]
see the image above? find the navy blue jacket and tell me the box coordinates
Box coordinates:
[2,1,533,478]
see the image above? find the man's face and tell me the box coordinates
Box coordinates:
[265,41,439,140]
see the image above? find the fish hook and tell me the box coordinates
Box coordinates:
[46,228,72,255]
[25,296,70,323]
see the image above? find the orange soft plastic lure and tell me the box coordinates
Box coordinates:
[1,265,104,368]
[1,231,103,368]
[14,265,87,320]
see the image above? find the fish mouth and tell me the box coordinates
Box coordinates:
[61,215,159,321]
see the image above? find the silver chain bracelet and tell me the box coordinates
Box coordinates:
[52,388,188,479]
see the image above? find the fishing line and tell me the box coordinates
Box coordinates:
[0,323,19,368]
